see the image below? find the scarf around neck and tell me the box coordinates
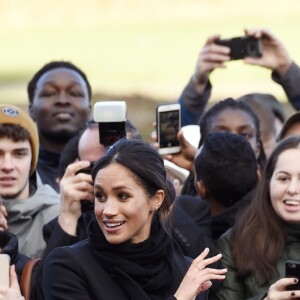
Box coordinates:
[3,174,60,258]
[88,217,174,299]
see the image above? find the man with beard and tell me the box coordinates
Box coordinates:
[0,104,59,259]
[28,61,91,192]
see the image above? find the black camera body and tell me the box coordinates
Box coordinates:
[93,101,127,148]
[215,36,263,60]
[75,163,95,213]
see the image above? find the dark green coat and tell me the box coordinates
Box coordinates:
[210,224,300,300]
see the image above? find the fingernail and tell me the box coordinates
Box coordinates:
[295,278,298,283]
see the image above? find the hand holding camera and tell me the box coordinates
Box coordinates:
[243,28,292,76]
[192,34,231,91]
[58,160,94,236]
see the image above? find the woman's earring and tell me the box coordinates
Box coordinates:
[151,207,157,213]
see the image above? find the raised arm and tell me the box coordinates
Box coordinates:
[179,34,230,125]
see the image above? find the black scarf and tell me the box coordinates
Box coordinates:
[88,217,174,299]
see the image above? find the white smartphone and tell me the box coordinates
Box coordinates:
[0,254,10,288]
[93,101,127,148]
[156,103,181,155]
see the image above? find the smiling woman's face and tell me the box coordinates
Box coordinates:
[270,148,300,224]
[29,68,90,142]
[94,163,158,244]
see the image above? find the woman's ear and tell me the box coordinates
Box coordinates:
[196,180,208,199]
[151,190,165,212]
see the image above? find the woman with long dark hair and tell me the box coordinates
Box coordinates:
[211,136,300,299]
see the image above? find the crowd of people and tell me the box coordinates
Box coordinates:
[1,27,300,300]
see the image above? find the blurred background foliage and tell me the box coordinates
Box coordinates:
[0,0,299,139]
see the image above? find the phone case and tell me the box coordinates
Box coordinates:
[286,260,300,291]
[156,103,181,155]
[0,254,10,288]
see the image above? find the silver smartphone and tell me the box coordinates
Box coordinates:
[156,103,181,155]
[0,254,10,288]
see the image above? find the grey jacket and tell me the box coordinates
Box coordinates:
[3,173,59,258]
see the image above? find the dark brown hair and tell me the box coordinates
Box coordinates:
[92,139,175,231]
[230,136,300,285]
[0,124,30,141]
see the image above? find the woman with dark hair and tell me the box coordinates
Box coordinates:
[43,139,226,300]
[211,136,300,299]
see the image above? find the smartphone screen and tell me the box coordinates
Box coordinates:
[0,254,10,288]
[157,103,181,155]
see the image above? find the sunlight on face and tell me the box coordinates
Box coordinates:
[270,149,300,224]
[94,163,155,244]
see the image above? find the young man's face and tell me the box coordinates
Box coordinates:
[0,138,31,200]
[29,68,91,145]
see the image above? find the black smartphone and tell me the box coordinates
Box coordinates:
[75,163,95,213]
[215,36,263,60]
[93,101,127,148]
[156,103,181,155]
[285,260,300,291]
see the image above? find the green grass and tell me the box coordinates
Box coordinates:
[1,0,300,105]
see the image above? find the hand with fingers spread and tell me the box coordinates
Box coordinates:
[192,34,230,93]
[174,248,227,300]
[244,28,292,77]
[58,160,94,236]
[264,277,300,300]
[0,203,8,232]
[0,265,25,300]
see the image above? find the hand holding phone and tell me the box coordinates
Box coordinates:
[215,36,263,60]
[0,254,10,288]
[156,103,181,155]
[285,260,300,290]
